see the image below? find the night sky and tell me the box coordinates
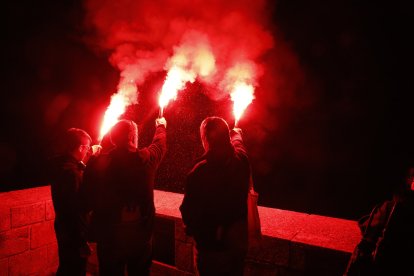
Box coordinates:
[0,0,411,220]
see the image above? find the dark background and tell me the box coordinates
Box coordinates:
[0,0,411,220]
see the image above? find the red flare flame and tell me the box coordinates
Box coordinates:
[231,82,254,126]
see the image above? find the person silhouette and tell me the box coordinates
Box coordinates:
[180,116,251,276]
[81,118,167,276]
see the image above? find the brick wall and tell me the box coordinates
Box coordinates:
[1,187,361,276]
[0,187,57,276]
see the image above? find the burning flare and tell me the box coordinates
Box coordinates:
[99,82,137,141]
[158,32,216,117]
[231,82,254,126]
[223,62,256,126]
[158,65,195,117]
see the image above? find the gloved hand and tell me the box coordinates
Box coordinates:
[91,145,102,156]
[232,127,243,135]
[156,117,167,128]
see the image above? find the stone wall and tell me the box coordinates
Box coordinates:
[151,190,361,276]
[0,186,361,276]
[0,187,57,276]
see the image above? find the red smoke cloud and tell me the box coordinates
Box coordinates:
[83,0,274,102]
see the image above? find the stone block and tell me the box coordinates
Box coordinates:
[31,220,56,249]
[289,242,306,271]
[43,264,59,276]
[305,247,349,276]
[0,258,8,276]
[277,266,305,276]
[175,220,189,242]
[175,240,194,272]
[244,261,278,276]
[11,202,45,228]
[9,246,48,276]
[292,214,360,253]
[174,221,194,244]
[293,244,350,276]
[45,200,55,220]
[154,216,175,266]
[0,227,30,258]
[0,207,10,232]
[247,236,289,266]
[47,242,58,267]
[150,261,175,276]
[151,260,194,276]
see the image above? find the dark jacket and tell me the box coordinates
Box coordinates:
[81,125,166,242]
[349,190,414,276]
[49,155,88,248]
[180,129,250,249]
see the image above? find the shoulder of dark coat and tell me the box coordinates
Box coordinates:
[56,156,80,172]
[188,159,208,176]
[86,152,112,172]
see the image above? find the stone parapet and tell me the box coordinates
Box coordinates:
[0,187,361,276]
[151,190,361,276]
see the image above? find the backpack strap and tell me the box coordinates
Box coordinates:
[361,203,381,238]
[372,201,398,261]
[381,202,397,234]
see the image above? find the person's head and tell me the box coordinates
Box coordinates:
[200,116,231,152]
[110,119,138,151]
[393,164,414,197]
[64,128,92,162]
